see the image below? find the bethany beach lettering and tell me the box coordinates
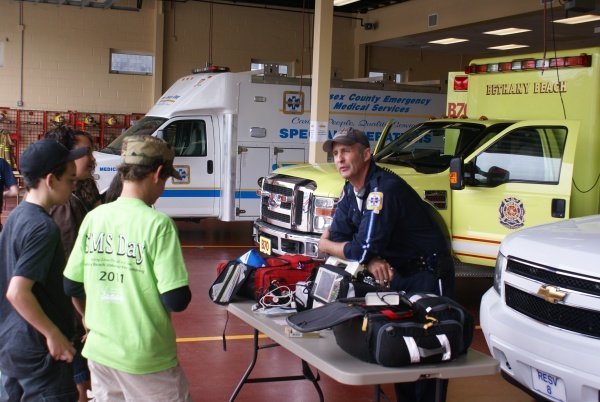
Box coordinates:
[486,81,566,95]
[85,232,145,265]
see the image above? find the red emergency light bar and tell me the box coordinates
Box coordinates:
[192,65,230,74]
[465,53,591,74]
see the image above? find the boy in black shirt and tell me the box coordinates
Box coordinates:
[0,139,86,402]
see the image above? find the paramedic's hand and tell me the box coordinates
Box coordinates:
[47,328,76,363]
[367,257,394,286]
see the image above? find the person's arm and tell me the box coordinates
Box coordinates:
[7,276,76,362]
[3,184,18,198]
[160,285,192,312]
[318,227,348,259]
[63,277,86,317]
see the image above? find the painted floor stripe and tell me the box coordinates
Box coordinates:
[177,334,268,343]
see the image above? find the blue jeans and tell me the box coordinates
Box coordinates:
[0,360,77,402]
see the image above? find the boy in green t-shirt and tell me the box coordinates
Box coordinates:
[64,135,192,401]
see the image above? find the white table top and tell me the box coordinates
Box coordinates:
[227,301,499,386]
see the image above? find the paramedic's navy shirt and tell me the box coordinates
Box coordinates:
[328,161,447,270]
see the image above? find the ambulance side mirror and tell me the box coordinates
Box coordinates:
[449,157,464,190]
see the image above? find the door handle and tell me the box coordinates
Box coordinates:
[551,198,565,218]
[207,160,213,174]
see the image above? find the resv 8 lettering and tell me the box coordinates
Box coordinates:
[536,370,558,386]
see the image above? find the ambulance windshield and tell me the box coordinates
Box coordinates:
[100,116,167,154]
[374,121,512,173]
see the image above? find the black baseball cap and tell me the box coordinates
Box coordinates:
[19,139,87,181]
[323,127,370,153]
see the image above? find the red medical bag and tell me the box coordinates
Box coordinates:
[216,254,317,301]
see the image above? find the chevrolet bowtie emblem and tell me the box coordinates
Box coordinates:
[537,285,567,304]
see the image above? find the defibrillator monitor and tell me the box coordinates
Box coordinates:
[311,266,345,304]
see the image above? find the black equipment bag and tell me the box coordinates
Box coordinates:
[287,292,474,367]
[404,292,475,351]
[209,260,251,305]
[333,308,464,366]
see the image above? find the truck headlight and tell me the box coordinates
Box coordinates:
[312,196,335,233]
[493,252,506,295]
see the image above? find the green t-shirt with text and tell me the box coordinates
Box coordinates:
[64,197,189,374]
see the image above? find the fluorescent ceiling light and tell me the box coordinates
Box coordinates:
[333,0,359,5]
[554,14,600,24]
[487,44,530,50]
[428,38,469,45]
[484,27,531,36]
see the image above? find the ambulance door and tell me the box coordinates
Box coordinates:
[236,146,270,218]
[154,117,217,217]
[451,121,578,266]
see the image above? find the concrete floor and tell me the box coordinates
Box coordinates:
[1,199,536,401]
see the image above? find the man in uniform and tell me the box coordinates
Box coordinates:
[318,127,454,402]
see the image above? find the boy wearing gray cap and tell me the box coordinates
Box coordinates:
[64,135,192,402]
[0,139,87,401]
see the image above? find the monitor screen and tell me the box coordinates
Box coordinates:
[312,267,345,303]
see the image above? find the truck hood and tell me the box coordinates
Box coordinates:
[500,215,600,277]
[273,163,448,198]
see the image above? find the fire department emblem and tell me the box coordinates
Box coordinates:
[499,197,525,229]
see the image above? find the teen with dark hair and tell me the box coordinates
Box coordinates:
[44,126,98,402]
[0,139,86,402]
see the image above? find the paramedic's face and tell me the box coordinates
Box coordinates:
[332,142,371,187]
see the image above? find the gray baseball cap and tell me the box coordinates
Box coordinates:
[323,127,370,153]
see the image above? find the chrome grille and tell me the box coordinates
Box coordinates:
[259,176,315,231]
[263,182,293,197]
[261,205,290,223]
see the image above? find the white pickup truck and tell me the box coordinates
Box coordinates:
[480,215,600,402]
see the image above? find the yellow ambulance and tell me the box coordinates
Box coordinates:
[254,47,599,273]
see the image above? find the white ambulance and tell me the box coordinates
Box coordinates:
[94,67,445,220]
